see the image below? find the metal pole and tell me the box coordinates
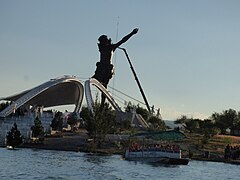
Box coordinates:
[118,47,151,112]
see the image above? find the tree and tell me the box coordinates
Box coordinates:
[50,111,63,131]
[235,112,240,128]
[124,102,150,121]
[148,115,166,130]
[175,115,188,125]
[67,112,79,130]
[31,116,44,138]
[136,105,150,121]
[211,109,238,134]
[197,119,220,136]
[185,120,199,133]
[222,109,237,130]
[175,115,199,133]
[83,99,116,148]
[6,123,23,149]
[198,119,214,130]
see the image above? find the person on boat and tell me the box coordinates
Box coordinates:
[92,28,139,107]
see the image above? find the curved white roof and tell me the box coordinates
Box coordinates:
[0,75,84,117]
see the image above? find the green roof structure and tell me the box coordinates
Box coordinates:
[131,130,186,141]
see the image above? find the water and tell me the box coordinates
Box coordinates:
[0,148,239,180]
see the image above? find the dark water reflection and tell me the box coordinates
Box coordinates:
[0,148,239,180]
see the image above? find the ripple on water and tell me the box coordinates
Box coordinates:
[0,148,240,180]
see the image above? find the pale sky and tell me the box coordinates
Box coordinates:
[1,0,240,120]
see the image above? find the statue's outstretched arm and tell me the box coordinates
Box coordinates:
[113,28,138,50]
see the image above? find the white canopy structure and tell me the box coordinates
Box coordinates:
[0,75,149,129]
[0,75,84,117]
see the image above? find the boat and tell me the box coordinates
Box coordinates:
[124,144,189,165]
[6,145,14,150]
[118,49,188,165]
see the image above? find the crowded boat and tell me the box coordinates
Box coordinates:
[124,142,189,165]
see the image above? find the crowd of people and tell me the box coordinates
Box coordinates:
[129,142,180,153]
[224,144,240,160]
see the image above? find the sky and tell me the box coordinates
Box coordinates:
[1,0,240,120]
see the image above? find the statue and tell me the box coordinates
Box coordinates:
[92,28,139,106]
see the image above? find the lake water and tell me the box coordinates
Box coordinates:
[0,148,239,180]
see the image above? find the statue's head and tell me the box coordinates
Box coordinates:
[98,35,111,45]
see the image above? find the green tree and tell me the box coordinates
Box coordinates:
[198,119,220,136]
[175,115,188,125]
[175,115,199,133]
[124,101,134,113]
[124,102,150,121]
[211,109,238,134]
[185,119,199,133]
[209,127,221,136]
[222,109,237,129]
[67,112,79,130]
[211,112,225,134]
[148,115,166,130]
[50,111,63,131]
[31,116,44,138]
[84,100,116,148]
[136,106,150,121]
[235,111,240,128]
[80,106,90,121]
[198,119,214,130]
[6,123,23,148]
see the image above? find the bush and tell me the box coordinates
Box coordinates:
[6,123,23,148]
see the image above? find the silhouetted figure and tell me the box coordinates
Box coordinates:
[92,28,139,107]
[224,144,231,159]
